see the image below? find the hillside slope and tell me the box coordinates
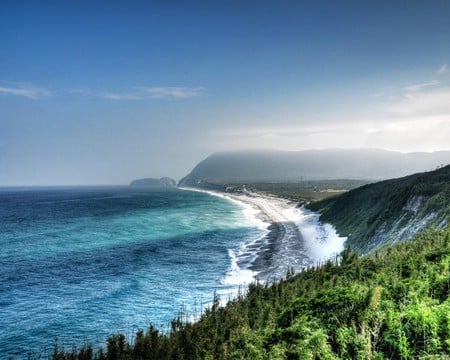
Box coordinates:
[179,149,450,186]
[307,165,450,253]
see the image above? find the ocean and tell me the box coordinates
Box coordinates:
[0,186,267,358]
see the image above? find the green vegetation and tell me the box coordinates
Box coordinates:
[227,179,370,203]
[41,225,450,359]
[307,165,450,252]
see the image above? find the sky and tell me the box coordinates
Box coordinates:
[1,0,450,185]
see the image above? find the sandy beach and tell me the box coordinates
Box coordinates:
[182,187,347,283]
[223,191,313,282]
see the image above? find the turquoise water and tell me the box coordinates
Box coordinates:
[0,186,264,358]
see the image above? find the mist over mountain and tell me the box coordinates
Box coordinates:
[179,149,450,186]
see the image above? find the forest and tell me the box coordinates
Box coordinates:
[43,225,450,359]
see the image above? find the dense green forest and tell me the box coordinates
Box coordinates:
[42,225,450,360]
[307,165,450,252]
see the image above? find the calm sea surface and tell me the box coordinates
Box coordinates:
[0,186,264,358]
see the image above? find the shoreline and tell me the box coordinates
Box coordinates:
[180,187,343,283]
[223,191,314,282]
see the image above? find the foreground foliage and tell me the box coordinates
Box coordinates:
[41,225,450,359]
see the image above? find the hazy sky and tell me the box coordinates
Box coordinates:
[1,1,450,185]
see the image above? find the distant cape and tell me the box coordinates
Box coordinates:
[130,177,176,187]
[179,149,450,186]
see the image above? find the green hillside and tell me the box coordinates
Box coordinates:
[47,226,450,359]
[307,165,450,253]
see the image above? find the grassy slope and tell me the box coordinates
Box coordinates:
[307,165,450,252]
[49,226,450,360]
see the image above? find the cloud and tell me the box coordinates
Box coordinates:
[0,82,203,101]
[364,115,450,152]
[208,71,450,153]
[403,80,440,93]
[0,82,51,99]
[99,86,204,100]
[365,75,450,150]
[389,85,450,116]
[101,93,142,100]
[210,112,450,153]
[437,64,448,75]
[139,86,204,99]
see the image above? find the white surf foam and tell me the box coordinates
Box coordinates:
[221,249,258,286]
[295,206,346,264]
[179,187,269,286]
[180,187,346,284]
[180,187,268,230]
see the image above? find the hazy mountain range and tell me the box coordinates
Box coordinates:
[179,149,450,186]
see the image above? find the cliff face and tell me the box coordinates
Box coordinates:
[179,149,450,187]
[130,177,176,187]
[307,165,450,253]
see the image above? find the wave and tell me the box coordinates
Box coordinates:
[295,206,346,264]
[189,188,347,284]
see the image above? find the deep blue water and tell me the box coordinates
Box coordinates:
[0,186,264,358]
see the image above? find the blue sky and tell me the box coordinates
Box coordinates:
[1,1,450,185]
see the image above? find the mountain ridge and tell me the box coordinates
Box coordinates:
[179,148,450,186]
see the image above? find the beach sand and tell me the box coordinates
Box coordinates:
[181,187,346,284]
[224,191,314,282]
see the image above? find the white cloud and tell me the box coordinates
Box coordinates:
[0,82,51,99]
[208,122,371,152]
[99,86,204,100]
[208,73,450,153]
[388,86,450,116]
[101,92,142,100]
[437,64,448,75]
[209,111,450,153]
[403,80,440,93]
[364,79,450,150]
[364,115,450,152]
[138,86,204,99]
[0,82,203,101]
